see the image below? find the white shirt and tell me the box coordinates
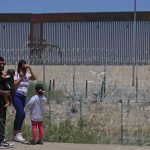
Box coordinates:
[14,72,29,96]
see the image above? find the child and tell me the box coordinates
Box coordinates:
[0,69,15,107]
[26,84,47,145]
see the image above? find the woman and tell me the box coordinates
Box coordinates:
[12,60,36,142]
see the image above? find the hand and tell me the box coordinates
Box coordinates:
[19,72,24,83]
[4,102,10,107]
[19,71,24,77]
[1,74,6,79]
[23,64,30,69]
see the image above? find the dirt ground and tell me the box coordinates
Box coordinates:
[10,142,150,150]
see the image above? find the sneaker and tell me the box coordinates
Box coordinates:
[8,142,14,148]
[14,133,25,142]
[27,140,36,145]
[36,140,43,145]
[0,141,14,149]
[0,143,7,149]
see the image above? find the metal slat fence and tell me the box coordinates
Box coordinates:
[0,21,150,65]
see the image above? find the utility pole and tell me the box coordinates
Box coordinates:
[132,0,137,87]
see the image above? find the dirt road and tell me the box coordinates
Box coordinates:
[10,142,150,150]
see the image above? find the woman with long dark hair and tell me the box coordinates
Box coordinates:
[12,60,36,142]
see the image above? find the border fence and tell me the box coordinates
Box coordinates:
[0,12,150,65]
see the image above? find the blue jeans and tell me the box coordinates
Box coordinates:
[12,92,26,131]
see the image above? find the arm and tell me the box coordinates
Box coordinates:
[14,74,23,86]
[0,90,11,97]
[26,97,35,109]
[28,66,36,80]
[44,96,47,104]
[40,95,47,103]
[23,64,36,80]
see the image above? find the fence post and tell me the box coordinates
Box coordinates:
[135,71,138,102]
[100,76,106,101]
[48,79,51,126]
[52,79,55,90]
[120,99,124,144]
[73,65,75,96]
[79,95,83,130]
[49,80,51,91]
[85,80,88,98]
[43,61,45,84]
[52,79,55,102]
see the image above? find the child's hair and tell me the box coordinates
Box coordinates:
[35,84,45,95]
[6,69,15,77]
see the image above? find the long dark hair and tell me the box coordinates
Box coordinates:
[0,56,5,73]
[0,56,4,62]
[17,60,26,74]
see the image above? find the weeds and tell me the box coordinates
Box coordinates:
[4,83,150,146]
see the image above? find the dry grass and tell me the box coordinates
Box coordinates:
[4,65,150,145]
[6,64,150,84]
[43,100,150,144]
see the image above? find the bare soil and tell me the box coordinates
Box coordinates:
[11,142,150,150]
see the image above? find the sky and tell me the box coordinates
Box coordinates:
[0,0,149,14]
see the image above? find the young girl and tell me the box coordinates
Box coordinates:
[26,84,47,145]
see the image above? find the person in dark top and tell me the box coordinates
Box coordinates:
[0,69,15,107]
[0,56,14,148]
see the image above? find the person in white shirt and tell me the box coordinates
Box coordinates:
[26,84,47,145]
[12,60,36,143]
